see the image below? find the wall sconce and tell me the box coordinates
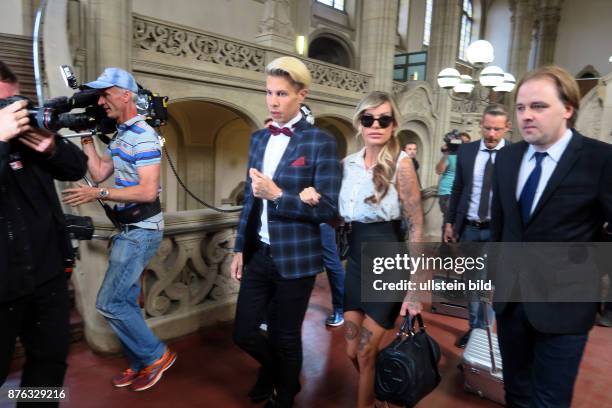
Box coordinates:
[296,35,306,55]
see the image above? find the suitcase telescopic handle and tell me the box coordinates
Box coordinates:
[481,289,499,373]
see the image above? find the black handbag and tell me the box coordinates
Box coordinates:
[375,314,442,407]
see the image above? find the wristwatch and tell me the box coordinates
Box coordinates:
[98,188,109,199]
[271,190,283,208]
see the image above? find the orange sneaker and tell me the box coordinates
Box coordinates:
[112,368,139,387]
[130,348,177,392]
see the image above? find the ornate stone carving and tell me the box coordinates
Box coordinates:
[144,228,239,318]
[133,15,266,72]
[393,81,405,94]
[304,60,370,93]
[404,88,430,114]
[133,15,370,93]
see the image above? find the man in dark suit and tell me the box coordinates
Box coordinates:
[0,61,88,398]
[231,56,341,408]
[444,104,511,348]
[490,65,612,407]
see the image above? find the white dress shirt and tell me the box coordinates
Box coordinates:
[467,139,506,221]
[258,112,302,244]
[515,129,573,215]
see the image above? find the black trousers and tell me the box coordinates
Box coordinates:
[497,303,588,408]
[233,244,315,406]
[0,273,70,408]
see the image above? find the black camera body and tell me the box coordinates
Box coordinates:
[442,129,464,153]
[0,91,116,133]
[0,66,168,140]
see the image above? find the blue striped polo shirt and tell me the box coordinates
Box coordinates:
[107,115,164,230]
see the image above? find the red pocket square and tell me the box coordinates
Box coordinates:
[290,156,306,167]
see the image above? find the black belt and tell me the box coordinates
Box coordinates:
[465,219,490,229]
[121,224,142,233]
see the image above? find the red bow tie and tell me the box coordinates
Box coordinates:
[269,125,293,137]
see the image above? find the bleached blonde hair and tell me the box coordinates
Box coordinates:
[352,91,402,204]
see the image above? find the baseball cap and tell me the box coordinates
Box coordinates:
[84,67,138,93]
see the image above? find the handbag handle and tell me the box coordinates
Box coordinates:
[396,313,442,381]
[398,313,426,336]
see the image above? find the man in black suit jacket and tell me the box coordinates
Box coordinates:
[0,61,88,396]
[444,104,511,348]
[490,66,612,407]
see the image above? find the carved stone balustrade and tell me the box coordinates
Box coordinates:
[133,15,266,73]
[132,14,371,96]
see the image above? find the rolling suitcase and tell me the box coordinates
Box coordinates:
[461,297,505,405]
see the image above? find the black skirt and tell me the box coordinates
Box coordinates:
[344,220,403,329]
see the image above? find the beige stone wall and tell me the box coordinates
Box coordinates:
[400,0,426,53]
[2,0,29,36]
[214,119,251,205]
[132,0,264,44]
[484,0,512,72]
[554,0,612,77]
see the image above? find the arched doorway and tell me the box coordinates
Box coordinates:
[308,35,353,68]
[314,116,354,158]
[163,100,256,211]
[397,129,422,163]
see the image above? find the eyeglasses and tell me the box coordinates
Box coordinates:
[359,114,394,129]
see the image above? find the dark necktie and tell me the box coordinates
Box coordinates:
[477,149,495,221]
[269,125,293,137]
[519,152,548,224]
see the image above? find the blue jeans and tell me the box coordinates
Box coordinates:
[320,223,344,314]
[461,224,495,330]
[96,228,165,371]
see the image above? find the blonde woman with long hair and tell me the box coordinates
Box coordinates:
[299,91,423,408]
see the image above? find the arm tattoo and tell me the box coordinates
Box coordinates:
[358,326,373,352]
[345,321,359,340]
[397,158,424,242]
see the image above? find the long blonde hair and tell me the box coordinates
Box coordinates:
[352,91,402,204]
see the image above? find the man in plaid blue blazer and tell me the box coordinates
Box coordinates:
[231,56,341,408]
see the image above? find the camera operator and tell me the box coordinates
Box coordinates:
[435,131,470,239]
[0,61,88,397]
[61,68,176,391]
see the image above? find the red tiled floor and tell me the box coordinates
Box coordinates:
[4,274,612,407]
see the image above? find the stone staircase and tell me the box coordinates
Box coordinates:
[0,33,40,101]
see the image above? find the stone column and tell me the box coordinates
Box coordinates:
[423,0,461,188]
[508,0,537,82]
[85,0,132,80]
[359,0,398,93]
[427,1,461,135]
[255,0,295,53]
[43,0,73,98]
[535,0,563,67]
